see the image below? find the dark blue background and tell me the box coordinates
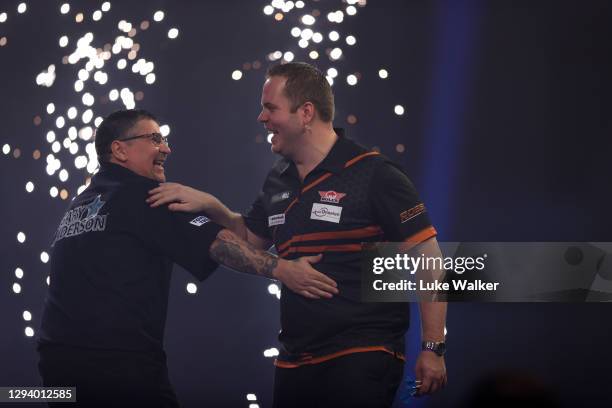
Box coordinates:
[0,0,610,407]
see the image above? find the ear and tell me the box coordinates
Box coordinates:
[300,101,316,125]
[110,140,129,163]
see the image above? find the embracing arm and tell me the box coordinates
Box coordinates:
[147,184,330,297]
[210,229,277,278]
[148,183,270,248]
[209,229,338,299]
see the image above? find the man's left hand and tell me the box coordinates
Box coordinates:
[147,183,217,212]
[274,254,339,299]
[414,351,447,396]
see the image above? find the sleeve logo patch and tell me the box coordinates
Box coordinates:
[190,216,210,226]
[400,203,426,223]
[268,213,286,227]
[318,190,347,204]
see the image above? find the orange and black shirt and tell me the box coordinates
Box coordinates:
[244,130,436,367]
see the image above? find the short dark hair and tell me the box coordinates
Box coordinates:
[94,109,158,163]
[266,62,335,123]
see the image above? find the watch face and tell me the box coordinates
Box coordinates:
[436,342,446,355]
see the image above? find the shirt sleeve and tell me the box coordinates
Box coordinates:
[121,183,224,281]
[242,191,272,240]
[370,161,437,243]
[148,210,224,281]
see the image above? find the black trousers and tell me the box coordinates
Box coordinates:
[38,343,179,408]
[273,351,404,408]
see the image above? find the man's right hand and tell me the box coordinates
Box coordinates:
[147,183,216,213]
[273,254,339,299]
[210,229,337,299]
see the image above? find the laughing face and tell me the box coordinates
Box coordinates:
[120,118,170,182]
[257,76,305,158]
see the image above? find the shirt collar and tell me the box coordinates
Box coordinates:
[279,128,354,176]
[97,162,153,182]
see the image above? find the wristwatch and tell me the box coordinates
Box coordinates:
[422,341,446,356]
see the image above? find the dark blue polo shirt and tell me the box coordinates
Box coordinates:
[39,163,223,353]
[244,130,437,366]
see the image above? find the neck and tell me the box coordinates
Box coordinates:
[108,157,128,169]
[291,123,337,181]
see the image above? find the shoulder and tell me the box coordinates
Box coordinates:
[375,154,410,176]
[365,154,418,193]
[114,177,159,202]
[101,178,162,220]
[343,144,400,176]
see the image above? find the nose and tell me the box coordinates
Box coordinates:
[257,110,267,123]
[160,143,171,155]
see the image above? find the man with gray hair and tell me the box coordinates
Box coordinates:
[38,109,337,407]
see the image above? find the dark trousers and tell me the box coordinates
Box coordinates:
[273,351,404,408]
[38,343,179,408]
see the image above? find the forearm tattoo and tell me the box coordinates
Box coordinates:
[210,229,278,278]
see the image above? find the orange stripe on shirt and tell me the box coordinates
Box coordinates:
[274,151,380,241]
[344,151,380,168]
[399,226,437,252]
[277,225,383,252]
[283,198,299,215]
[274,346,405,368]
[302,151,379,196]
[289,151,380,212]
[302,173,333,194]
[279,243,363,258]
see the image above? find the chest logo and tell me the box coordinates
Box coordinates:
[310,203,342,224]
[190,216,210,227]
[271,191,292,203]
[318,190,347,204]
[268,213,286,227]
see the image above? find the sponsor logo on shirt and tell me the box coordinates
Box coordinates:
[271,191,292,203]
[400,203,426,223]
[318,190,347,204]
[52,195,107,246]
[268,213,286,227]
[190,216,210,226]
[310,203,343,223]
